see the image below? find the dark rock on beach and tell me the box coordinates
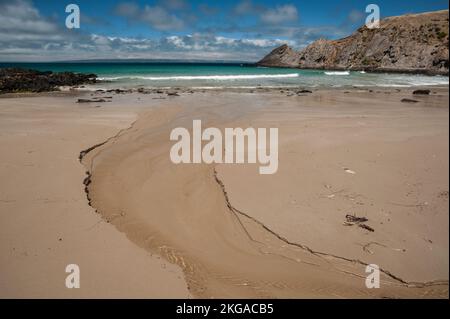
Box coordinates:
[0,68,97,94]
[413,89,431,95]
[77,98,110,103]
[106,88,131,94]
[401,98,419,103]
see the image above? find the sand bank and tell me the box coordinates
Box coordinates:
[77,88,449,298]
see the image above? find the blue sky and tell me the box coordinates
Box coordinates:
[0,0,448,61]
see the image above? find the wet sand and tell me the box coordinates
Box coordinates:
[1,88,448,298]
[83,88,448,298]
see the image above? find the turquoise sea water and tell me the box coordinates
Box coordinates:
[1,62,448,89]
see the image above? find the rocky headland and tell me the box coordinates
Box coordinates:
[258,10,449,75]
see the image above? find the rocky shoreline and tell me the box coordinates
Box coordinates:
[0,68,98,94]
[258,10,449,76]
[1,68,447,99]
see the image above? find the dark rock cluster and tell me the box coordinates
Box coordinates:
[0,68,97,94]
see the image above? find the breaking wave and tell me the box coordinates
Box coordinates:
[324,71,351,76]
[99,73,300,81]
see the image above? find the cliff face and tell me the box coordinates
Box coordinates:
[257,10,449,75]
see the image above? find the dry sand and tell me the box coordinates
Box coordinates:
[0,92,190,298]
[1,88,448,298]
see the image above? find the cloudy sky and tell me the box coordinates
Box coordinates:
[0,0,448,62]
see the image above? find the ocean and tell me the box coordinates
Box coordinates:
[1,62,448,89]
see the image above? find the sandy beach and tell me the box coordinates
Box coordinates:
[1,87,447,298]
[0,92,190,298]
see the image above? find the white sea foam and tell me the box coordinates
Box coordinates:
[324,71,350,75]
[99,73,300,81]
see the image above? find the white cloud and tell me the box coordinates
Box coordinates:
[215,36,237,46]
[0,0,58,34]
[261,4,298,25]
[140,5,184,31]
[91,34,111,46]
[233,1,299,26]
[0,0,329,62]
[166,35,189,49]
[115,2,185,31]
[241,38,291,47]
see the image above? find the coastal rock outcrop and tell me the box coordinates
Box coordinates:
[257,44,302,67]
[0,68,97,94]
[258,10,449,75]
